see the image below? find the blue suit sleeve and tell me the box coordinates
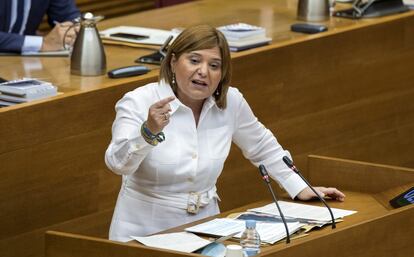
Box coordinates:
[46,0,80,26]
[0,31,24,53]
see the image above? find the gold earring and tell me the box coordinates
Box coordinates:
[172,73,176,86]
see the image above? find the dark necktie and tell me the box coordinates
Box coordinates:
[12,0,25,34]
[1,1,10,31]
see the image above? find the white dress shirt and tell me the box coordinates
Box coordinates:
[105,80,307,241]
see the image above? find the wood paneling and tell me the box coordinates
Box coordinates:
[1,210,113,257]
[0,128,112,239]
[155,0,194,8]
[44,156,414,257]
[1,1,413,257]
[307,155,414,193]
[216,12,414,212]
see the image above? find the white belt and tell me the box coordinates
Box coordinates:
[123,185,220,214]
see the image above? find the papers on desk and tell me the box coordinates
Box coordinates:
[100,24,270,51]
[22,50,70,57]
[0,99,15,107]
[131,232,211,253]
[185,202,356,245]
[403,0,414,8]
[248,201,357,224]
[217,23,272,52]
[131,202,356,251]
[100,26,179,46]
[185,218,302,244]
[0,50,70,56]
[0,78,58,106]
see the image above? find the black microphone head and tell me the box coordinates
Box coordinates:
[259,164,267,176]
[282,156,294,168]
[259,164,270,183]
[160,35,173,53]
[282,156,336,229]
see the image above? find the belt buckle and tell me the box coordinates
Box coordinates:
[187,192,201,214]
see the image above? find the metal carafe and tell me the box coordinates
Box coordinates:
[71,13,106,76]
[297,0,330,22]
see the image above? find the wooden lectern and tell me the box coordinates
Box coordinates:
[45,155,414,257]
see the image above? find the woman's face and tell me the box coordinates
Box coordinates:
[171,46,222,107]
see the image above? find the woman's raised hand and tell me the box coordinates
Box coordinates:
[146,96,175,134]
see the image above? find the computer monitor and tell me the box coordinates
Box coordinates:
[334,0,409,19]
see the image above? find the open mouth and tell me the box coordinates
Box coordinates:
[191,79,208,87]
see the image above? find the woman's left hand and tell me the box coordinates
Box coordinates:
[296,186,346,202]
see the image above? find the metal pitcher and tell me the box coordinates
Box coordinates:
[71,13,106,76]
[297,0,330,22]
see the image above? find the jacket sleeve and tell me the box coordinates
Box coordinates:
[105,92,154,176]
[231,89,307,199]
[0,31,24,52]
[46,0,80,26]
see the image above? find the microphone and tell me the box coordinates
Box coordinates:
[258,164,291,244]
[159,35,174,56]
[135,35,174,65]
[282,156,336,229]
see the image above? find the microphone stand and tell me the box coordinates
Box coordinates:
[259,165,291,244]
[135,35,173,65]
[282,156,336,229]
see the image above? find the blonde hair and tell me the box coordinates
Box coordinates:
[159,24,232,109]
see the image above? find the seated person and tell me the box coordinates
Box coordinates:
[0,0,80,53]
[105,24,346,242]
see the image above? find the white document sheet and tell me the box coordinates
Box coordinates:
[131,232,211,253]
[248,201,357,222]
[100,26,178,45]
[185,218,303,244]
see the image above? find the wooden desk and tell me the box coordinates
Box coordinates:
[1,1,413,257]
[45,155,414,257]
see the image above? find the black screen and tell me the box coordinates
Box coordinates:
[110,33,149,41]
[389,187,414,208]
